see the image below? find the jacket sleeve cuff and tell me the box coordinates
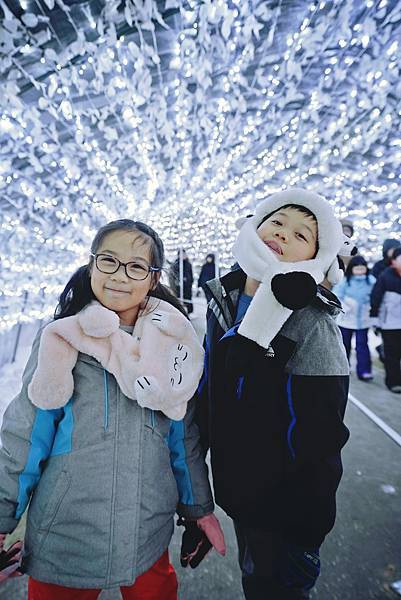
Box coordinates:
[0,516,18,534]
[176,500,214,520]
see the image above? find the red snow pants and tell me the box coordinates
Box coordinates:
[28,550,178,600]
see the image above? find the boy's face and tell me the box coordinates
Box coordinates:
[257,207,318,262]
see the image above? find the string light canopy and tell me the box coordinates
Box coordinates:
[0,0,400,331]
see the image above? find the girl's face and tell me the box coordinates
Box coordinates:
[257,206,318,262]
[90,230,158,326]
[352,265,367,276]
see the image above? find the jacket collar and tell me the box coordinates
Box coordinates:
[315,285,343,315]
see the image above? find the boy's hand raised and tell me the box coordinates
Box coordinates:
[271,272,317,310]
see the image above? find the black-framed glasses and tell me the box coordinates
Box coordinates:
[91,253,160,281]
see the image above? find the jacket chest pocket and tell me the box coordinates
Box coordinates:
[268,334,297,369]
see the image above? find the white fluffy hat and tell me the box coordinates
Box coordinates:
[233,188,349,349]
[253,188,346,284]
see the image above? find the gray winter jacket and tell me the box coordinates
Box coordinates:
[0,328,213,589]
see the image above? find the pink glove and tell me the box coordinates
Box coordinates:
[197,513,226,556]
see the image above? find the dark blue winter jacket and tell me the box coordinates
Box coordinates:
[196,269,350,547]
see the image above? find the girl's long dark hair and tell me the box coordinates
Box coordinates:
[54,220,188,320]
[345,255,370,284]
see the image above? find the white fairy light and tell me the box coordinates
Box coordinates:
[0,0,400,331]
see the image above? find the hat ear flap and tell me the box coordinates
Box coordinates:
[326,258,344,285]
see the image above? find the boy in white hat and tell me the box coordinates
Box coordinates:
[197,189,351,599]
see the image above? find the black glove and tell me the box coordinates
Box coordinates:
[271,272,317,310]
[178,517,212,569]
[0,542,23,582]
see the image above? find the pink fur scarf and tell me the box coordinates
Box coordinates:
[28,298,204,420]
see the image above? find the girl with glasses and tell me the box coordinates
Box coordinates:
[0,219,225,599]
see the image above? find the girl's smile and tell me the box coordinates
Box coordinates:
[104,287,131,294]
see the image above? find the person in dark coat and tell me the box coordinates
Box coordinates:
[372,238,399,279]
[371,238,400,361]
[197,254,216,303]
[169,250,194,314]
[371,246,401,392]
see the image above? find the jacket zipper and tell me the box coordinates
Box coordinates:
[106,379,119,585]
[212,287,234,331]
[103,370,109,431]
[236,376,244,399]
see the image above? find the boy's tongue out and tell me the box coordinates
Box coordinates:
[265,240,283,256]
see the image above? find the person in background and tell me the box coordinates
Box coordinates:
[333,255,375,381]
[371,246,401,393]
[371,238,399,362]
[197,254,216,304]
[372,238,399,279]
[169,250,194,315]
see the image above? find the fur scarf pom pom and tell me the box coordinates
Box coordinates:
[78,303,120,338]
